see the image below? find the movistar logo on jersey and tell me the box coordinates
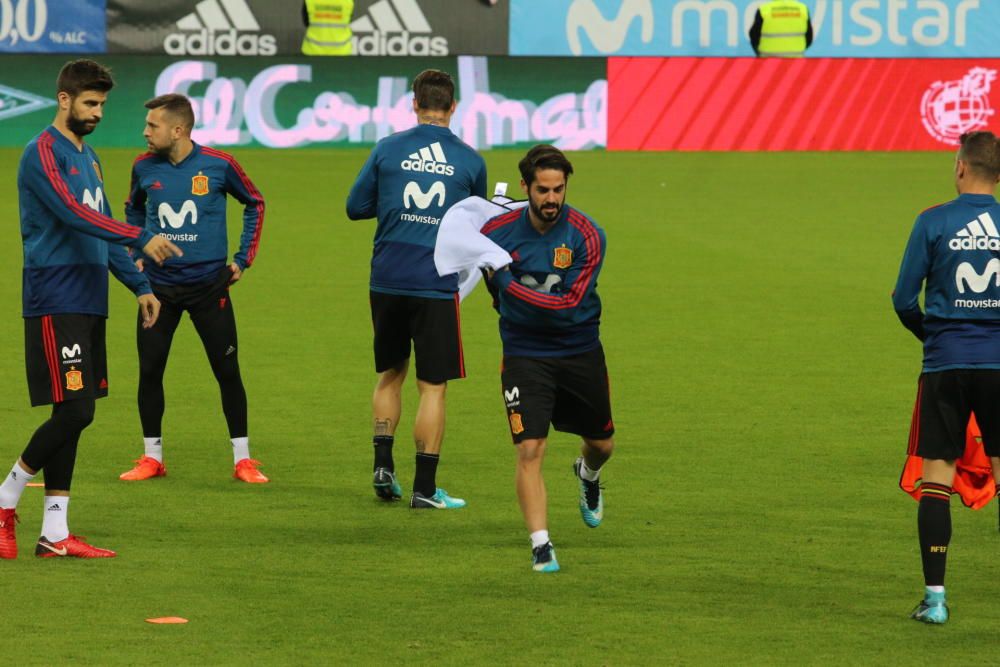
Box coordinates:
[400,142,454,176]
[949,212,1000,251]
[158,201,198,229]
[956,258,1000,294]
[164,0,277,56]
[82,187,104,213]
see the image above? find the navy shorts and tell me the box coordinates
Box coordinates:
[24,314,107,407]
[908,369,1000,459]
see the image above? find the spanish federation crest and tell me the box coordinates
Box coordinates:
[553,246,573,269]
[91,160,103,182]
[921,67,996,146]
[191,171,209,196]
[65,367,83,392]
[509,412,524,435]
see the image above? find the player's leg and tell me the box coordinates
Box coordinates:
[409,295,465,509]
[190,286,266,483]
[971,369,1000,532]
[371,291,412,500]
[122,294,181,480]
[551,346,616,528]
[908,371,966,623]
[502,355,558,570]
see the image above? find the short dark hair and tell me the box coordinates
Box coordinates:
[56,59,114,97]
[412,69,455,112]
[959,131,1000,181]
[519,144,574,186]
[145,94,195,131]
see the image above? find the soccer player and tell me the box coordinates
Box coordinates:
[117,94,268,484]
[346,69,487,508]
[893,130,1000,623]
[0,59,181,560]
[481,145,614,572]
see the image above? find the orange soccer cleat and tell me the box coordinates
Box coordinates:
[234,459,269,484]
[119,456,166,481]
[35,534,116,558]
[0,508,19,559]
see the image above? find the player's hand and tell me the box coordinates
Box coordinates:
[137,294,161,329]
[228,262,242,284]
[135,258,144,272]
[143,235,183,265]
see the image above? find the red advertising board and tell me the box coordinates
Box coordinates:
[608,58,999,151]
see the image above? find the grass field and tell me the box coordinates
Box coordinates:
[1,146,994,664]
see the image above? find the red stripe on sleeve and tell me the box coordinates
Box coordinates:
[37,133,140,239]
[203,147,265,267]
[481,209,521,235]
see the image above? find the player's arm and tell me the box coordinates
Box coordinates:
[892,215,930,341]
[346,146,379,220]
[24,143,181,263]
[492,225,605,326]
[124,160,149,269]
[224,157,266,273]
[473,157,488,199]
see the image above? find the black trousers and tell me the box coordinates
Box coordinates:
[138,271,248,439]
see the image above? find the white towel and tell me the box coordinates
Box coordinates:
[435,195,527,301]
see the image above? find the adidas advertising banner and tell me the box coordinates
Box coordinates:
[107,0,509,56]
[510,0,1000,58]
[607,57,999,151]
[0,55,603,149]
[0,0,105,53]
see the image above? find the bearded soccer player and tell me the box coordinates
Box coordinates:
[346,70,486,509]
[0,60,181,560]
[118,94,268,484]
[893,131,1000,624]
[481,145,614,572]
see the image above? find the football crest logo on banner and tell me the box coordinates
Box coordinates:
[553,246,573,269]
[921,67,996,146]
[192,172,210,195]
[65,367,83,392]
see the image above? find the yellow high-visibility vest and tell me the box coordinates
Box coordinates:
[758,0,809,58]
[302,0,354,56]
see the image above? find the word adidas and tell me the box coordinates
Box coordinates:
[401,142,454,176]
[950,212,1000,250]
[351,0,448,56]
[165,0,277,56]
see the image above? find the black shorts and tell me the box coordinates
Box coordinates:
[150,267,232,311]
[370,291,464,384]
[24,314,108,407]
[908,369,1000,460]
[500,345,614,444]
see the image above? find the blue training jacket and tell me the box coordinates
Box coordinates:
[482,204,606,358]
[19,126,153,318]
[893,193,1000,372]
[126,143,265,286]
[346,123,487,299]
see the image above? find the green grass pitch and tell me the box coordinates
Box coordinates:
[1,147,997,663]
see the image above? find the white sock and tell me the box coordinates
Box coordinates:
[42,495,69,542]
[579,460,601,482]
[144,437,163,462]
[0,461,35,509]
[530,530,550,549]
[926,585,945,594]
[232,437,250,464]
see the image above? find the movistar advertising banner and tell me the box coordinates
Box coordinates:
[0,0,105,53]
[510,0,1000,58]
[0,55,604,150]
[107,0,509,56]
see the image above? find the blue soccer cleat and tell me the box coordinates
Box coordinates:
[531,542,560,573]
[409,488,466,509]
[910,590,949,624]
[373,467,402,501]
[573,457,603,528]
